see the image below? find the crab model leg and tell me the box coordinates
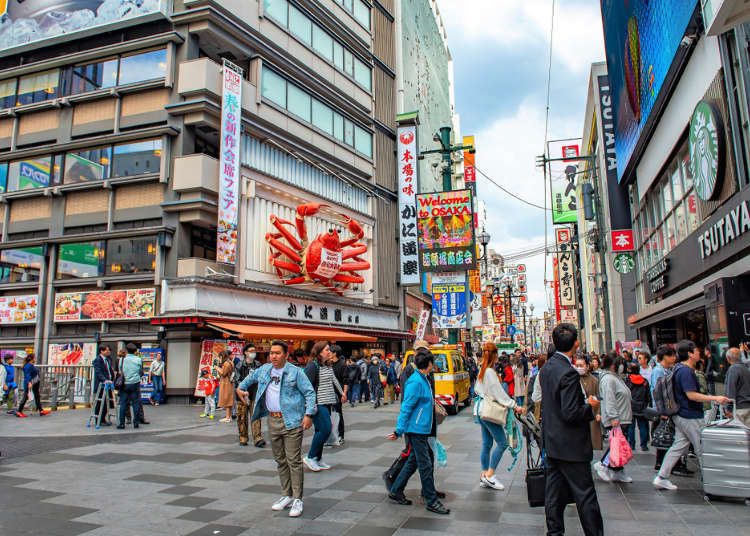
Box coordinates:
[270,215,302,251]
[333,273,365,284]
[338,214,365,248]
[295,202,327,243]
[265,233,302,263]
[339,261,370,272]
[342,244,368,260]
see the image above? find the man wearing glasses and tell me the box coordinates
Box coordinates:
[236,340,316,518]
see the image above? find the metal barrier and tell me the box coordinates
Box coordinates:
[12,365,93,410]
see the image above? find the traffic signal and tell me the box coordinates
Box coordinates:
[582,183,595,221]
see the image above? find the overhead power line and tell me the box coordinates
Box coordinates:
[474,166,551,211]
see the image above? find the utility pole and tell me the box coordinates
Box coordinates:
[591,163,613,351]
[522,306,527,347]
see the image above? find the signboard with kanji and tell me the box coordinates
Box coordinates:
[611,229,635,252]
[397,124,420,285]
[548,139,581,224]
[416,189,476,272]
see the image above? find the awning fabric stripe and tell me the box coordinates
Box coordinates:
[206,321,377,342]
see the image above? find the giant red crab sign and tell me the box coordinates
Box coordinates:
[266,202,370,294]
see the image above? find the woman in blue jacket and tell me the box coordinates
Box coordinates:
[386,349,450,515]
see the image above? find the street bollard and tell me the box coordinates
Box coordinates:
[50,378,58,411]
[68,377,76,409]
[84,378,92,408]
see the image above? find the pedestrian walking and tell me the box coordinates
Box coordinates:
[653,340,730,491]
[512,355,525,406]
[626,362,651,452]
[539,324,603,536]
[303,341,345,471]
[589,356,601,379]
[399,352,415,396]
[217,351,235,423]
[116,344,144,429]
[92,345,114,426]
[384,357,398,405]
[725,347,750,427]
[357,355,370,402]
[386,348,450,515]
[575,356,602,451]
[148,352,165,406]
[329,345,348,443]
[637,351,653,384]
[2,353,18,415]
[236,344,265,447]
[236,340,316,517]
[198,368,217,419]
[346,357,361,407]
[594,354,634,483]
[368,356,383,408]
[16,353,48,418]
[474,341,522,491]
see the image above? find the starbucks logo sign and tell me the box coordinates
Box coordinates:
[689,100,725,201]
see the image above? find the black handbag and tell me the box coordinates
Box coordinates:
[526,467,546,507]
[382,443,411,492]
[651,418,675,449]
[113,358,125,391]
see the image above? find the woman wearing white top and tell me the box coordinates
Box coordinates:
[475,342,523,490]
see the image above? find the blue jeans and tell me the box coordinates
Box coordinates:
[351,383,361,405]
[308,404,332,461]
[627,416,650,450]
[480,418,509,471]
[119,383,143,426]
[151,375,163,403]
[360,380,370,402]
[390,433,437,505]
[516,395,525,407]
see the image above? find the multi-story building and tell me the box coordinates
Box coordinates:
[0,0,408,400]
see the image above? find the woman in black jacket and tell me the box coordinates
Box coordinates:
[368,357,383,408]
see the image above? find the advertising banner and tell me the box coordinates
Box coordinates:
[397,124,420,285]
[217,60,243,264]
[548,140,581,224]
[553,258,561,322]
[416,189,476,272]
[0,0,170,53]
[139,348,163,404]
[0,295,38,325]
[557,245,577,309]
[48,343,96,366]
[600,0,699,181]
[54,288,156,322]
[415,309,430,340]
[194,339,245,397]
[431,281,467,329]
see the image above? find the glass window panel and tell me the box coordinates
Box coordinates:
[264,0,288,25]
[682,152,694,191]
[643,239,651,270]
[287,84,311,122]
[344,119,354,146]
[665,213,676,251]
[344,50,354,75]
[0,162,7,194]
[686,191,700,232]
[289,5,312,45]
[0,78,16,109]
[261,67,286,107]
[71,57,118,94]
[64,146,111,184]
[354,125,372,157]
[333,42,344,71]
[16,69,59,105]
[671,166,683,200]
[675,201,688,243]
[57,241,105,279]
[312,99,333,135]
[344,0,353,11]
[7,156,52,192]
[333,112,344,141]
[657,225,666,258]
[118,49,167,85]
[112,138,162,177]
[353,0,370,29]
[0,247,43,284]
[354,58,371,90]
[651,233,660,262]
[662,179,673,213]
[106,236,157,275]
[312,25,333,62]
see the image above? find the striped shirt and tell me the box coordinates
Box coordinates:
[317,365,342,405]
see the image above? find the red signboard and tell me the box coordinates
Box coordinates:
[611,229,635,252]
[464,166,476,183]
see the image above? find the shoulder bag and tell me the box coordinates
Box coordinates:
[434,400,447,425]
[114,358,125,390]
[479,396,509,426]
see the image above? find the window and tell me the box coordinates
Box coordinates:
[674,202,688,242]
[118,49,167,86]
[191,226,217,260]
[312,99,333,135]
[353,0,370,29]
[354,58,371,90]
[433,354,449,373]
[264,0,288,25]
[16,70,59,105]
[64,147,111,184]
[289,5,312,45]
[287,83,311,122]
[261,68,286,108]
[0,247,43,284]
[70,57,118,94]
[7,156,52,192]
[354,125,372,158]
[333,42,344,71]
[0,79,16,109]
[344,119,354,145]
[57,241,105,279]
[312,25,333,62]
[343,50,354,75]
[112,139,162,177]
[106,237,156,274]
[333,112,344,141]
[0,163,7,194]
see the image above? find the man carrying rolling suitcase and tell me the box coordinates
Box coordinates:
[653,340,729,491]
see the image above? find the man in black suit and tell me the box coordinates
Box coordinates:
[539,324,603,536]
[93,345,114,426]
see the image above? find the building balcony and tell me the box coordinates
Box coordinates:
[177,257,221,279]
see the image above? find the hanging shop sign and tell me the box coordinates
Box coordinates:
[548,140,581,224]
[397,124,420,285]
[613,253,635,274]
[267,201,370,293]
[690,100,726,201]
[556,231,577,308]
[0,295,37,325]
[53,288,156,322]
[416,189,476,272]
[561,309,578,323]
[431,281,467,329]
[415,309,430,340]
[611,229,635,252]
[217,60,243,264]
[194,339,245,397]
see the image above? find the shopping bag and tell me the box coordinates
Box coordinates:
[608,425,633,467]
[430,438,447,468]
[326,409,340,445]
[383,443,411,492]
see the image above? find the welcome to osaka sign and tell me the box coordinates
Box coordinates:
[416,189,476,273]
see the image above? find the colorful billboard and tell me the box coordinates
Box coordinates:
[194,339,245,397]
[548,139,581,224]
[432,281,467,329]
[0,0,170,52]
[48,343,96,366]
[54,288,155,322]
[600,0,699,182]
[416,189,476,272]
[0,295,38,325]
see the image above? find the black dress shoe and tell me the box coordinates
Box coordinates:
[134,423,139,429]
[388,493,412,505]
[671,467,694,477]
[254,439,266,448]
[239,441,248,446]
[101,421,112,427]
[426,501,450,515]
[116,425,125,429]
[139,420,150,425]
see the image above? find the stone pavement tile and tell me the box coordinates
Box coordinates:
[451,507,501,523]
[177,508,234,522]
[603,519,686,536]
[0,512,101,536]
[497,511,547,527]
[310,488,354,500]
[293,520,353,535]
[401,517,454,531]
[167,496,219,508]
[113,514,205,534]
[329,499,378,513]
[159,485,207,495]
[330,476,376,491]
[125,473,193,485]
[315,508,371,524]
[348,491,388,503]
[295,496,338,519]
[235,518,306,535]
[343,525,397,536]
[183,524,248,536]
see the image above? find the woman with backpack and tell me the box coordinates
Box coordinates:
[594,353,633,483]
[384,358,398,405]
[625,362,651,452]
[346,358,361,407]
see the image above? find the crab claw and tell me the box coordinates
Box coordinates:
[297,202,327,218]
[339,213,365,247]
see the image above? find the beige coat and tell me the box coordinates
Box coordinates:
[580,372,602,450]
[218,361,234,408]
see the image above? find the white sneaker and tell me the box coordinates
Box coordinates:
[612,470,633,483]
[271,496,293,511]
[288,498,304,517]
[653,476,678,490]
[482,475,505,490]
[594,462,611,482]
[303,456,321,472]
[317,460,331,470]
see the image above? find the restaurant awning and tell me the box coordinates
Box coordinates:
[206,321,377,342]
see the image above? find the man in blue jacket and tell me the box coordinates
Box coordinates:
[386,349,449,515]
[236,340,316,518]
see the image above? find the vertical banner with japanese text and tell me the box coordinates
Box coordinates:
[547,139,581,225]
[556,227,577,308]
[397,124,420,285]
[217,60,243,264]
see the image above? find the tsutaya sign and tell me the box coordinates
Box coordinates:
[698,198,750,259]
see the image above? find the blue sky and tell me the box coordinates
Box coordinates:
[436,0,606,321]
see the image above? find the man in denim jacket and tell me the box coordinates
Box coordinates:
[237,340,316,518]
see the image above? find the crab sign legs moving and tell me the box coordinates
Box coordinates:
[266,202,370,294]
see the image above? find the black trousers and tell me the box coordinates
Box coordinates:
[545,457,603,536]
[18,382,41,413]
[333,401,345,439]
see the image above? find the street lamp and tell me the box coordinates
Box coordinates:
[478,230,491,276]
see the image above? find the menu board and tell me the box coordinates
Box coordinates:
[194,339,244,397]
[0,295,38,325]
[54,288,156,322]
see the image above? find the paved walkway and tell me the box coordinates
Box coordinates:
[1,403,750,535]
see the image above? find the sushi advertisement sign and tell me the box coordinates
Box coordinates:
[600,0,699,182]
[416,189,476,273]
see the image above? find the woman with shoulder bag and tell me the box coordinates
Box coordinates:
[474,342,523,490]
[16,353,48,418]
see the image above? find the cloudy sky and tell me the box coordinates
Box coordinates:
[436,0,606,320]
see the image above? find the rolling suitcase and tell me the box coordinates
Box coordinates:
[701,402,750,500]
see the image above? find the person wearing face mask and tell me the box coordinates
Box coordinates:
[237,344,265,447]
[575,357,602,451]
